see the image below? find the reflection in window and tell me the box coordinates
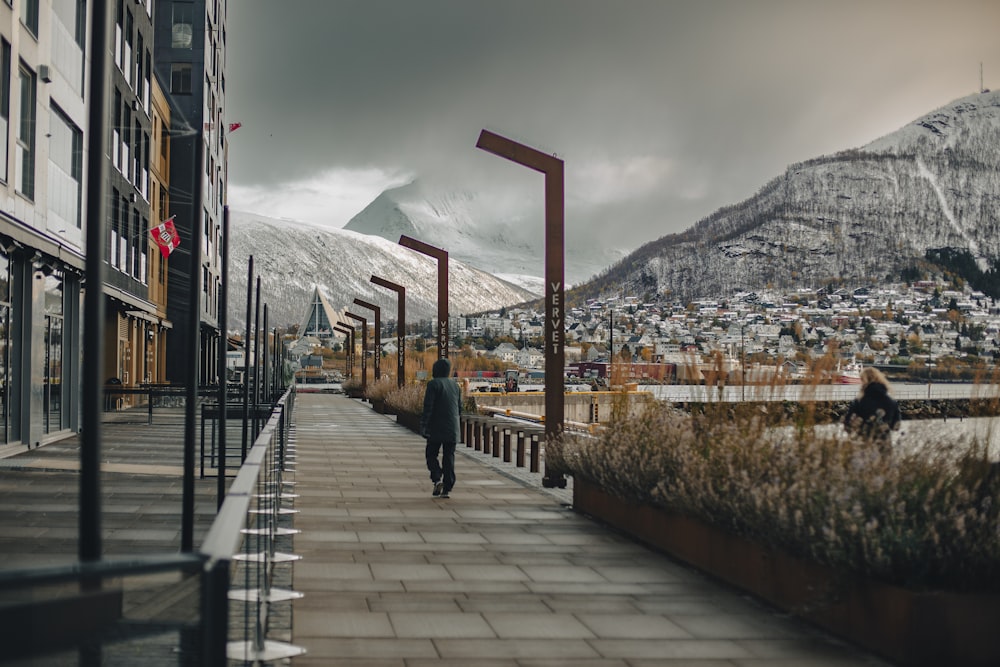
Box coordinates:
[0,253,9,443]
[48,105,83,229]
[41,266,64,434]
[172,3,193,49]
[0,39,10,183]
[16,64,36,199]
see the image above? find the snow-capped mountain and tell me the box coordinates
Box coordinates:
[226,211,538,330]
[343,180,618,288]
[574,90,1000,303]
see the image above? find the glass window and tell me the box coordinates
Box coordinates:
[0,253,9,443]
[53,0,85,47]
[16,64,35,200]
[21,0,39,37]
[41,266,64,433]
[0,39,10,183]
[170,63,191,94]
[48,105,83,229]
[172,3,194,49]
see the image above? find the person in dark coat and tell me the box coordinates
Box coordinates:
[420,358,463,498]
[843,367,901,452]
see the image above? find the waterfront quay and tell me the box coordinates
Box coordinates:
[0,392,894,665]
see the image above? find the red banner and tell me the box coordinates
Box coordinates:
[150,217,180,259]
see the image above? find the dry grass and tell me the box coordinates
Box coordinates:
[364,378,396,402]
[551,397,1000,592]
[384,383,426,416]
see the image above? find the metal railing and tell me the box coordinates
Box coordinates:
[0,386,299,665]
[203,386,303,664]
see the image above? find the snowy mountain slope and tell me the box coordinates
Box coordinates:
[343,180,617,285]
[227,211,538,330]
[576,90,1000,303]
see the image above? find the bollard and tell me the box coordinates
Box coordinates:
[492,424,502,458]
[529,431,541,473]
[502,427,511,463]
[474,419,483,451]
[515,429,526,468]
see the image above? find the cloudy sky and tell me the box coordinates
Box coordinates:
[225,0,1000,256]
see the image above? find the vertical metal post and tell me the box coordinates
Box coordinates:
[217,207,229,507]
[334,324,354,378]
[272,326,280,395]
[353,299,380,383]
[252,277,261,433]
[398,236,449,359]
[263,305,270,405]
[241,257,253,460]
[475,129,566,488]
[370,276,405,388]
[182,125,206,553]
[345,312,368,394]
[81,0,111,565]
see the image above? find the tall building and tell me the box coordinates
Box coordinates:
[104,0,163,390]
[0,1,90,447]
[153,0,227,385]
[147,72,171,382]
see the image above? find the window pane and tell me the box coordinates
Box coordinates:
[48,106,82,228]
[17,65,35,199]
[170,63,191,94]
[172,3,193,49]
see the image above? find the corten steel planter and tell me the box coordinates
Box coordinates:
[573,476,1000,667]
[395,411,421,434]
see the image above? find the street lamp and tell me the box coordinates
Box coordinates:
[476,129,566,489]
[398,235,449,359]
[353,299,381,383]
[333,323,354,378]
[345,312,369,394]
[371,276,406,389]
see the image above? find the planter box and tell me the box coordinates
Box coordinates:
[573,476,1000,667]
[395,411,421,434]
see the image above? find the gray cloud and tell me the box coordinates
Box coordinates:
[226,0,1000,253]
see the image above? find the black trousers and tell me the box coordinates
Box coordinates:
[425,440,456,493]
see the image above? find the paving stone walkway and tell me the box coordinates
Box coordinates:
[288,393,890,666]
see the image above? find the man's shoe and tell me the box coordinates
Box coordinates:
[440,491,450,499]
[433,481,443,497]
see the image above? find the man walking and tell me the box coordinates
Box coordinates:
[420,358,462,498]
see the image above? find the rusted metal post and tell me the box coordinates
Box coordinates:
[345,312,368,394]
[334,324,354,378]
[476,129,566,488]
[398,236,449,359]
[353,299,381,383]
[371,276,406,389]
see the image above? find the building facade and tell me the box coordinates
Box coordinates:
[153,0,227,385]
[103,0,164,391]
[0,0,90,447]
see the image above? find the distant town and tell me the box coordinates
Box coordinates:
[287,278,1000,386]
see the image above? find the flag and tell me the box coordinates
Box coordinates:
[228,122,242,133]
[150,216,180,259]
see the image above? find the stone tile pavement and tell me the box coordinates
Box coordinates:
[287,393,890,666]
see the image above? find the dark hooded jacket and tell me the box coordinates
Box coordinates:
[843,381,901,442]
[420,358,462,443]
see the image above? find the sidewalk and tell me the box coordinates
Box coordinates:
[288,393,889,666]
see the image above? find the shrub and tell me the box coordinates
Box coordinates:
[551,399,1000,592]
[385,383,425,416]
[365,378,395,402]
